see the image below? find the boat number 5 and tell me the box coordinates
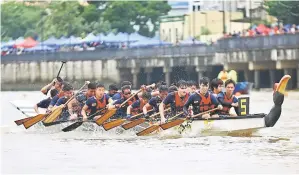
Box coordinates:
[238,97,249,116]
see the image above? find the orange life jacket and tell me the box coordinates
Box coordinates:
[220,93,234,114]
[96,95,107,109]
[174,92,189,111]
[198,93,214,112]
[58,92,64,98]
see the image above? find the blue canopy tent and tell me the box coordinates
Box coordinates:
[24,45,55,52]
[42,36,60,47]
[130,38,172,48]
[82,33,100,43]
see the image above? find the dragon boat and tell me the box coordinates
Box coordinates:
[11,75,291,137]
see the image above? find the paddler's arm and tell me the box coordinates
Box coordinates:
[34,104,39,114]
[67,98,77,116]
[159,102,166,122]
[217,93,232,107]
[183,95,193,116]
[81,104,89,121]
[127,105,133,115]
[211,94,223,110]
[41,78,56,95]
[143,103,151,115]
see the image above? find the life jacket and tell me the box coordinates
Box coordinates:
[96,95,107,110]
[220,93,234,114]
[198,92,214,112]
[174,92,189,111]
[58,92,64,98]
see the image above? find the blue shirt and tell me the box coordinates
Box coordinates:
[217,92,239,114]
[148,96,163,112]
[112,92,122,101]
[131,100,141,109]
[55,97,68,106]
[36,98,51,108]
[163,92,189,114]
[85,94,110,116]
[49,95,60,107]
[184,92,219,115]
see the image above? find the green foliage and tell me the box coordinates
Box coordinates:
[265,1,299,24]
[1,1,171,40]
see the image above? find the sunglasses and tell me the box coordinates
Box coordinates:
[124,92,131,95]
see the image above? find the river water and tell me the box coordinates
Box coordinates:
[1,91,299,174]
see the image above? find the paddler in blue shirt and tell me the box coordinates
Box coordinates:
[81,83,113,121]
[142,85,169,117]
[34,89,59,114]
[159,80,190,124]
[210,78,224,97]
[184,77,223,119]
[217,79,239,117]
[127,92,152,119]
[52,83,74,120]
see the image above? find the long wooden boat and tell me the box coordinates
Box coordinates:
[10,75,291,137]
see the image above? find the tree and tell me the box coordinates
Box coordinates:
[103,1,171,37]
[1,2,42,40]
[265,1,299,24]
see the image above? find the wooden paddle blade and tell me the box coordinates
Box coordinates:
[95,109,116,126]
[102,119,126,131]
[14,117,33,126]
[23,114,46,129]
[43,107,63,124]
[160,119,185,130]
[122,118,146,130]
[136,125,160,136]
[62,121,83,132]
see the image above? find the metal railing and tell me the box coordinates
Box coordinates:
[217,33,299,51]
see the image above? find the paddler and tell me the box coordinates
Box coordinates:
[143,85,168,117]
[183,77,223,119]
[126,92,152,119]
[108,84,119,98]
[112,81,132,101]
[217,79,239,117]
[108,84,138,118]
[210,78,224,97]
[67,82,96,120]
[40,77,63,96]
[47,81,71,111]
[187,80,197,94]
[81,83,113,121]
[159,80,189,124]
[51,83,74,120]
[34,89,58,114]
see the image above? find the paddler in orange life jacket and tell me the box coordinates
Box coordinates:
[40,77,63,96]
[126,92,152,119]
[217,79,239,117]
[67,82,96,120]
[184,77,223,119]
[159,80,189,124]
[210,78,224,97]
[81,83,113,121]
[52,83,74,120]
[143,85,169,118]
[109,85,139,118]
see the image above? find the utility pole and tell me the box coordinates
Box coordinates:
[222,0,226,34]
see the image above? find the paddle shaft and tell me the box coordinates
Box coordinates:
[56,61,66,78]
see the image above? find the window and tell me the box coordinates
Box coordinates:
[193,5,196,12]
[198,5,200,11]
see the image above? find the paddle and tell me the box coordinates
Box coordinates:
[102,109,154,131]
[15,61,66,126]
[23,82,89,129]
[136,111,184,136]
[160,108,218,130]
[42,81,90,124]
[122,108,170,130]
[94,83,155,126]
[61,108,107,132]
